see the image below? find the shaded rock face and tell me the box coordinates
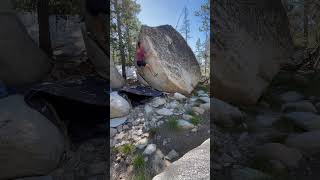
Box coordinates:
[212,0,294,105]
[110,57,125,89]
[152,139,210,180]
[0,0,51,86]
[137,25,201,95]
[0,95,64,179]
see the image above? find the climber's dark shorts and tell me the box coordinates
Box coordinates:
[137,60,146,67]
[86,0,107,16]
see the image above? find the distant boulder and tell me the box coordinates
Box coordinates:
[137,25,201,95]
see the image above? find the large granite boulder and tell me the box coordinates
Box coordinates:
[152,139,210,180]
[0,95,64,179]
[137,25,201,95]
[212,0,294,105]
[0,0,51,86]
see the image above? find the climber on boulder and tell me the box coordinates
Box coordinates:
[136,41,158,77]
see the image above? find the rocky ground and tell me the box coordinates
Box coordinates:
[110,83,210,180]
[213,69,320,180]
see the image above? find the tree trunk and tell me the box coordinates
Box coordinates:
[37,0,52,56]
[114,0,126,79]
[304,0,309,48]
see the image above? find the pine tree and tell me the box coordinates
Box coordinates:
[179,7,191,43]
[195,38,203,64]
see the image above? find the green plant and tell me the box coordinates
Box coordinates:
[190,115,201,125]
[186,109,197,117]
[132,170,152,180]
[111,146,118,153]
[132,153,145,170]
[148,127,157,136]
[167,116,180,131]
[118,143,135,155]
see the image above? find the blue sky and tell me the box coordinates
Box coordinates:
[136,0,208,52]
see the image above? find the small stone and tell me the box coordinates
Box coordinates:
[280,91,304,103]
[281,101,317,113]
[110,116,127,127]
[117,125,123,132]
[123,125,129,130]
[173,92,187,100]
[191,128,198,133]
[144,105,153,114]
[151,97,166,107]
[182,114,193,120]
[156,108,173,116]
[200,103,210,111]
[157,121,164,126]
[143,144,157,155]
[165,149,179,160]
[177,120,195,129]
[199,97,210,103]
[135,138,148,149]
[197,90,205,96]
[192,107,205,115]
[110,128,117,137]
[138,113,144,117]
[144,157,149,162]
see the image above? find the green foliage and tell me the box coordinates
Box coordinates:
[186,109,197,117]
[194,0,209,35]
[118,143,135,155]
[148,127,157,136]
[167,116,180,131]
[131,153,152,180]
[190,115,201,126]
[110,0,141,66]
[179,7,191,43]
[132,153,145,170]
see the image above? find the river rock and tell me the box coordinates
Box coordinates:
[110,116,127,128]
[286,131,320,155]
[283,112,320,131]
[213,97,243,127]
[173,92,187,100]
[0,0,51,86]
[212,0,293,105]
[143,144,157,155]
[0,95,64,180]
[177,120,195,129]
[152,139,210,180]
[151,97,166,107]
[279,91,304,104]
[110,92,131,118]
[281,101,317,113]
[137,25,201,95]
[156,108,173,116]
[254,143,303,168]
[165,150,179,161]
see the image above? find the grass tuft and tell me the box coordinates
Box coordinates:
[132,153,145,170]
[167,116,180,131]
[190,115,201,125]
[148,127,157,136]
[118,143,135,155]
